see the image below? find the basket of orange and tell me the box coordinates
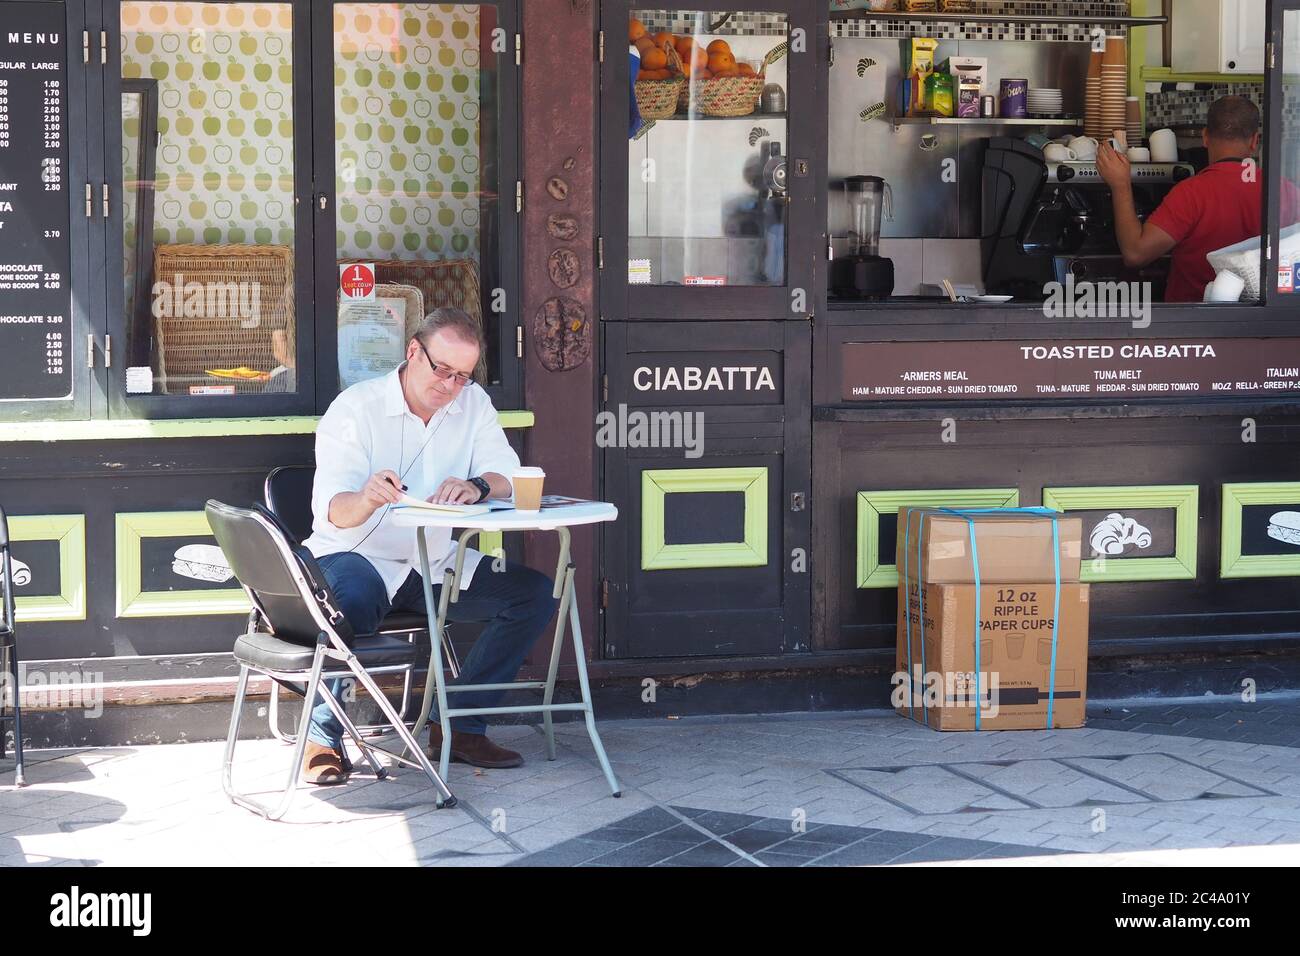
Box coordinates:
[680,37,788,117]
[631,20,687,120]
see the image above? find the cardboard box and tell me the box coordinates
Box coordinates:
[896,509,1082,585]
[895,581,1090,730]
[940,56,988,119]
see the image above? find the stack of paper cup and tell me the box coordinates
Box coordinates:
[1101,37,1128,141]
[1085,48,1103,137]
[1126,96,1143,145]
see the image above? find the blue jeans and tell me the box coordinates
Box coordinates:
[303,551,557,749]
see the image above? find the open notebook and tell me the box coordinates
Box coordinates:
[394,493,491,516]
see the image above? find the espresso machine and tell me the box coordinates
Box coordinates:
[830,175,895,299]
[981,137,1194,298]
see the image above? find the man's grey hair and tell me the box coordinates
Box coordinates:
[413,307,483,351]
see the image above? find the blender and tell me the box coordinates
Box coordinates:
[831,175,895,299]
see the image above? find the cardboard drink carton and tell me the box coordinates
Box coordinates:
[896,508,1082,585]
[895,581,1090,731]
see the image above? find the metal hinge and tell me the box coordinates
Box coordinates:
[600,578,609,609]
[101,30,108,65]
[515,180,523,213]
[602,373,608,403]
[598,30,605,63]
[104,334,112,368]
[86,333,95,369]
[82,31,90,64]
[597,236,604,270]
[102,183,109,218]
[1265,235,1272,264]
[515,325,523,359]
[791,492,806,512]
[84,183,92,218]
[828,38,834,67]
[1268,43,1275,70]
[515,32,522,66]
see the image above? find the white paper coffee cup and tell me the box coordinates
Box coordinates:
[1207,270,1245,303]
[513,466,546,512]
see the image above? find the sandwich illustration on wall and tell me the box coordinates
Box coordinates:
[1267,511,1300,547]
[1089,513,1153,556]
[172,544,234,584]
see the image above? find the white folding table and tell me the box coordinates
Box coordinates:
[391,501,621,803]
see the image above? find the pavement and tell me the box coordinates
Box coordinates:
[2,695,1300,867]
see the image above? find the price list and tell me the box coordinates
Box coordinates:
[0,2,71,401]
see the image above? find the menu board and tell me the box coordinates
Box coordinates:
[0,2,71,401]
[842,339,1300,402]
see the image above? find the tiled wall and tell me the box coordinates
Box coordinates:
[1145,83,1263,130]
[830,0,1130,40]
[637,10,788,37]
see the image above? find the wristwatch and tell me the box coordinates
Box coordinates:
[468,476,492,503]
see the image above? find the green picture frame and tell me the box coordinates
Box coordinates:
[641,467,768,571]
[1221,482,1300,578]
[116,511,251,618]
[855,488,1019,589]
[1042,485,1198,582]
[7,514,87,623]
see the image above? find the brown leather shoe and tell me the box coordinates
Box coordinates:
[302,740,351,785]
[427,722,524,769]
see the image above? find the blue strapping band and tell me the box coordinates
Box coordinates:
[902,508,915,719]
[935,507,1064,730]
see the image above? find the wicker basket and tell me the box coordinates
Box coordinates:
[152,243,294,395]
[635,42,686,120]
[687,41,788,118]
[338,257,487,383]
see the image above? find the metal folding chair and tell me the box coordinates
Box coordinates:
[262,465,461,744]
[0,506,26,787]
[206,499,456,820]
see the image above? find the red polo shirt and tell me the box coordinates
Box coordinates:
[1147,159,1300,303]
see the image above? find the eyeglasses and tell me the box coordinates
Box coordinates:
[416,339,474,388]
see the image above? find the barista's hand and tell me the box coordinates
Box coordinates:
[1096,143,1131,192]
[430,477,480,505]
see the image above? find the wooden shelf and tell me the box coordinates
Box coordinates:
[890,116,1081,130]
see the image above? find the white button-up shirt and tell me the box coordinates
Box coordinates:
[302,364,520,600]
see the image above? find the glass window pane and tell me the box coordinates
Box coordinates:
[1279,10,1300,297]
[628,9,789,287]
[121,1,298,397]
[333,2,499,390]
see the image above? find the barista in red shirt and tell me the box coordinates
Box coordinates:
[1097,96,1299,302]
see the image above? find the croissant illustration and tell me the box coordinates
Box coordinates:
[1089,512,1153,556]
[10,558,31,587]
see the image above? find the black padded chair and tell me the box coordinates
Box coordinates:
[263,465,461,743]
[206,499,455,820]
[0,506,26,787]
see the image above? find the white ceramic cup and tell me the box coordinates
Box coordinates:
[1207,270,1246,303]
[1150,128,1178,163]
[1044,143,1078,162]
[1127,147,1151,163]
[1068,135,1099,159]
[512,466,546,512]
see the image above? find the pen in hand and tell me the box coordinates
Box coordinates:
[385,476,409,492]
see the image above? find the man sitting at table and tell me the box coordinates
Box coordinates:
[298,307,555,784]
